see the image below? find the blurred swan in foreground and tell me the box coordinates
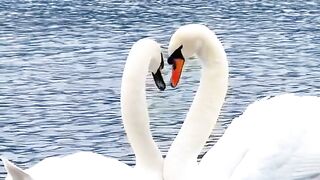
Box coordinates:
[1,38,166,180]
[164,24,320,180]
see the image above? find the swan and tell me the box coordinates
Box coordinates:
[1,38,166,180]
[163,24,320,180]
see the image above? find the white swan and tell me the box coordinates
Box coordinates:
[1,38,166,180]
[163,24,320,180]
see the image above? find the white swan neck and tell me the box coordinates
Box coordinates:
[164,28,229,180]
[120,49,162,170]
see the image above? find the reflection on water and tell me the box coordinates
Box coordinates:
[0,0,319,177]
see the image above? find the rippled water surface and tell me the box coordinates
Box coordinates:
[1,0,320,178]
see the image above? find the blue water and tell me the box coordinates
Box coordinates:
[0,0,319,178]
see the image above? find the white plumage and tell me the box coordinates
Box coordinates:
[164,24,320,180]
[1,38,165,180]
[200,94,320,180]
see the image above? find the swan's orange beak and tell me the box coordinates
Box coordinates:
[167,45,184,88]
[170,58,185,88]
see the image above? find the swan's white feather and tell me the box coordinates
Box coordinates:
[2,38,164,180]
[164,24,320,180]
[20,152,133,180]
[2,152,134,180]
[200,94,320,180]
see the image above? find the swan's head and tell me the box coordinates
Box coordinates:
[167,24,222,88]
[129,38,166,91]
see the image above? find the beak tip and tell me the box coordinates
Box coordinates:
[170,82,177,88]
[159,84,166,91]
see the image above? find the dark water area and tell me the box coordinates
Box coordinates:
[0,0,319,178]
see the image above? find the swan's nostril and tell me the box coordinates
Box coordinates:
[172,63,176,70]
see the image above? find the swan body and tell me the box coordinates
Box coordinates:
[199,94,320,180]
[164,24,320,180]
[2,38,165,180]
[2,152,133,180]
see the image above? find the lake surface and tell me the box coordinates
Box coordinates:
[0,0,319,178]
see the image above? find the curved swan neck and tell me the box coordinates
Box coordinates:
[195,26,227,66]
[120,45,162,170]
[164,26,229,180]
